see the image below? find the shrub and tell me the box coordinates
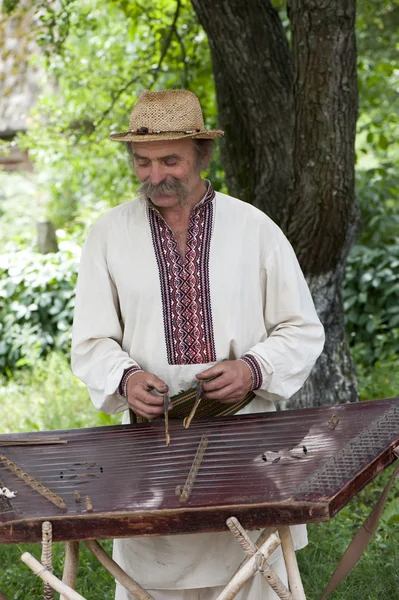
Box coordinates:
[343,166,399,365]
[344,243,399,364]
[0,239,79,373]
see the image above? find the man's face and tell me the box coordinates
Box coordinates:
[132,139,202,209]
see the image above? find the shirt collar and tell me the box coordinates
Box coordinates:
[194,179,215,211]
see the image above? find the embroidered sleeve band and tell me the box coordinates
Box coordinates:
[119,366,144,398]
[239,355,263,391]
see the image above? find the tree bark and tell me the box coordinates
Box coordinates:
[37,220,59,254]
[191,0,293,225]
[192,0,359,407]
[287,0,358,407]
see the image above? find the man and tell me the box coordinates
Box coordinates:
[72,89,325,599]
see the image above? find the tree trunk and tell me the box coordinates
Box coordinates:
[287,0,359,408]
[190,0,293,225]
[37,220,59,254]
[191,0,359,407]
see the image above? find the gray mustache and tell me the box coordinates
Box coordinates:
[137,178,187,199]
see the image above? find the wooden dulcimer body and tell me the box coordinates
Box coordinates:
[0,397,398,544]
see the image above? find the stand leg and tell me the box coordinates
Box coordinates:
[84,540,155,600]
[41,521,54,600]
[61,541,80,600]
[279,527,306,600]
[216,529,281,600]
[222,517,293,600]
[230,526,276,578]
[21,553,87,600]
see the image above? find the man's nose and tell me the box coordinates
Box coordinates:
[150,163,166,185]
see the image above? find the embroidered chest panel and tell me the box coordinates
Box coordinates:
[148,191,216,365]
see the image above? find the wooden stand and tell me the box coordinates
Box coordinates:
[221,517,306,600]
[21,553,86,600]
[61,541,80,600]
[279,526,306,600]
[41,521,54,600]
[216,526,282,600]
[84,540,155,600]
[20,518,307,600]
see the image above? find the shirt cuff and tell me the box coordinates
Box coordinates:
[119,365,144,397]
[239,354,263,391]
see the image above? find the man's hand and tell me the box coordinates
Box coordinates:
[196,360,252,404]
[126,372,169,419]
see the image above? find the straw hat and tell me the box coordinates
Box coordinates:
[109,89,224,143]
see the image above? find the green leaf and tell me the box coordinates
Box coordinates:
[378,134,389,149]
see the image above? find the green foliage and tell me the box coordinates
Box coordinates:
[1,0,19,15]
[355,165,399,248]
[344,243,399,363]
[343,2,399,368]
[343,166,399,365]
[19,0,224,229]
[353,352,399,401]
[0,352,118,433]
[0,239,79,372]
[356,1,399,167]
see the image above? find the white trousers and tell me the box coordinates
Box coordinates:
[115,555,288,600]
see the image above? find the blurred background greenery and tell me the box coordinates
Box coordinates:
[0,0,398,383]
[0,0,398,598]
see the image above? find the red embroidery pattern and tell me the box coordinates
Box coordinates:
[119,366,144,397]
[149,186,216,365]
[239,355,263,390]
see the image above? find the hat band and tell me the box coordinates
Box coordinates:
[123,127,202,136]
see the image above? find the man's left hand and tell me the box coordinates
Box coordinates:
[196,360,252,404]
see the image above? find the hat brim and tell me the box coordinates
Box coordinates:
[108,129,224,142]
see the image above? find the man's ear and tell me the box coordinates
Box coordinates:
[200,140,214,171]
[202,144,213,170]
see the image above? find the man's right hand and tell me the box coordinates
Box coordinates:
[126,372,169,420]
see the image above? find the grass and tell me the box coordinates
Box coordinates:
[0,541,115,599]
[0,353,119,434]
[298,465,399,600]
[0,353,398,599]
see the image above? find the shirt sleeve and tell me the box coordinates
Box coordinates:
[242,234,325,401]
[71,221,141,413]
